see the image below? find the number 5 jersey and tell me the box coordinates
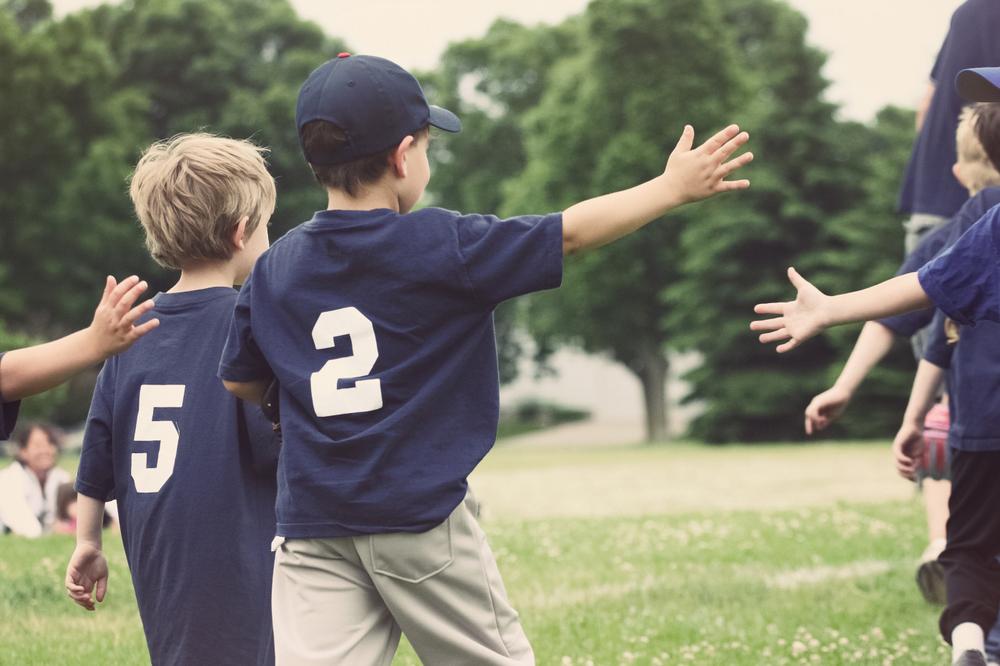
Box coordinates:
[219,207,563,537]
[77,287,278,666]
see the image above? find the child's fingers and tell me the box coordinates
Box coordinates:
[129,318,160,340]
[750,314,786,330]
[96,577,107,603]
[697,124,740,155]
[113,281,149,318]
[672,125,695,154]
[715,179,751,192]
[758,328,789,344]
[107,275,140,308]
[713,131,750,163]
[121,299,156,327]
[717,152,754,178]
[753,303,787,316]
[776,339,800,353]
[100,275,116,305]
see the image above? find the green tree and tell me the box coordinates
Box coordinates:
[663,0,912,442]
[505,0,746,441]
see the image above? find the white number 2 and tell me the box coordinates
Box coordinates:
[132,384,185,493]
[310,307,383,417]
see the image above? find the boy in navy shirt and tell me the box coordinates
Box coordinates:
[0,275,158,439]
[752,70,1000,666]
[220,54,752,665]
[65,134,279,666]
[802,102,1000,605]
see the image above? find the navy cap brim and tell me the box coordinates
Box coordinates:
[429,105,462,133]
[956,67,1000,102]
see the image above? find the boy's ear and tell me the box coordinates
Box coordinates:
[389,135,416,178]
[231,216,250,250]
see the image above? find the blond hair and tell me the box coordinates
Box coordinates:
[956,105,1000,195]
[129,133,276,269]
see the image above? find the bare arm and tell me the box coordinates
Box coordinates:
[1,276,159,401]
[751,270,931,353]
[65,495,108,611]
[803,321,896,434]
[222,379,268,405]
[915,82,936,132]
[892,360,946,480]
[562,124,752,254]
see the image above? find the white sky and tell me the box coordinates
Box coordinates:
[50,0,965,121]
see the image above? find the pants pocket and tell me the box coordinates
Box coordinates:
[370,517,454,584]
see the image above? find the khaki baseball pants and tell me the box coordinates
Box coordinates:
[271,492,534,665]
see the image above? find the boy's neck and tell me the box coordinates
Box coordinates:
[326,182,400,213]
[168,262,240,293]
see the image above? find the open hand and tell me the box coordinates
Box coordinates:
[663,124,752,204]
[804,385,852,435]
[892,421,925,481]
[89,276,160,358]
[750,267,830,353]
[65,543,109,611]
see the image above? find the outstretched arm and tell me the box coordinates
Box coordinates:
[1,276,159,400]
[803,321,897,434]
[892,360,946,480]
[751,269,931,353]
[562,124,753,254]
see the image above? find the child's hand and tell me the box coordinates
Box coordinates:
[662,124,752,204]
[804,385,852,435]
[65,543,109,611]
[892,421,925,481]
[750,268,831,353]
[88,276,160,358]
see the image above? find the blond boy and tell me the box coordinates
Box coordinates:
[65,134,280,666]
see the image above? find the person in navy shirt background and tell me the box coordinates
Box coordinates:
[221,54,752,665]
[752,71,1000,665]
[897,0,1000,252]
[65,134,279,666]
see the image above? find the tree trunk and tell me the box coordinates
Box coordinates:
[636,349,669,443]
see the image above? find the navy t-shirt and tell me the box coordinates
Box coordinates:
[897,0,1000,217]
[923,310,1000,451]
[77,288,277,666]
[0,353,20,439]
[919,203,1000,326]
[882,188,1000,334]
[220,207,563,537]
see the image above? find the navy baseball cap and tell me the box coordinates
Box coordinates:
[956,67,1000,102]
[296,53,462,165]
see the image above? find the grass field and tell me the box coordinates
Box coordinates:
[0,441,951,665]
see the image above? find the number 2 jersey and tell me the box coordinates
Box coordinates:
[77,287,278,666]
[219,207,563,537]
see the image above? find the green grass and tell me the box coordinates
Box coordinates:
[0,441,950,665]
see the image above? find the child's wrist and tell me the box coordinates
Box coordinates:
[654,173,690,210]
[81,325,111,362]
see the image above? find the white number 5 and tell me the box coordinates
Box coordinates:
[311,307,383,417]
[132,384,185,493]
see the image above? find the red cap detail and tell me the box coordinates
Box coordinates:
[337,52,351,58]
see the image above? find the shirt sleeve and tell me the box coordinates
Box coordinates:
[922,311,954,369]
[455,212,564,305]
[238,399,279,476]
[918,213,1000,326]
[0,353,21,440]
[219,271,273,383]
[75,360,118,502]
[877,238,941,335]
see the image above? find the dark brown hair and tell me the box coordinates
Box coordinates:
[56,483,77,521]
[301,120,428,197]
[13,422,62,450]
[972,102,1000,174]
